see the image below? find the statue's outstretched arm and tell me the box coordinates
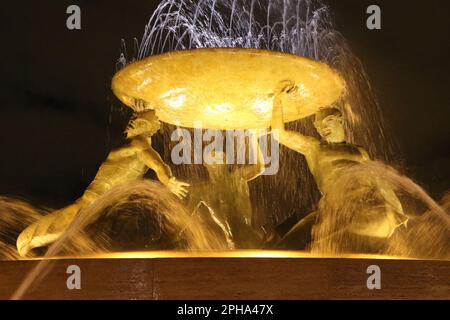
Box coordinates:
[271,82,319,156]
[134,137,189,199]
[140,147,174,183]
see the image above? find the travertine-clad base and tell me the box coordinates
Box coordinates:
[0,257,448,300]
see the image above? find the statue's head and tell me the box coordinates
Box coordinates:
[204,150,228,180]
[125,110,161,138]
[314,107,345,143]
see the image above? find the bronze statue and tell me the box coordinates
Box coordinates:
[187,136,265,248]
[17,105,189,256]
[271,81,408,248]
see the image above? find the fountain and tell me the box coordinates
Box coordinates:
[0,0,448,300]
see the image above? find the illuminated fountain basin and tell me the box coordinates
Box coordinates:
[1,0,448,300]
[112,48,346,129]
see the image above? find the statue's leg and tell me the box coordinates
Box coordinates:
[16,180,112,256]
[308,208,409,254]
[347,207,408,239]
[16,197,89,257]
[276,211,318,250]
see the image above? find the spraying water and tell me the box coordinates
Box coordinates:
[10,181,230,299]
[310,161,449,259]
[0,0,446,259]
[116,0,395,229]
[2,0,449,300]
[1,181,229,260]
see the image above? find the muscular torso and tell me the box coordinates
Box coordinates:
[84,140,149,198]
[305,142,367,195]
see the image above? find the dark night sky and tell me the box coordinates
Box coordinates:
[0,0,449,208]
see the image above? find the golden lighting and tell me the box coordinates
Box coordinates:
[19,250,413,261]
[112,48,346,129]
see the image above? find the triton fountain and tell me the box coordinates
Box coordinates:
[0,0,448,300]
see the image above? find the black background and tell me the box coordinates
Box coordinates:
[0,0,449,208]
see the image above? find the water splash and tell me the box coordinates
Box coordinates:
[0,197,45,260]
[4,0,448,300]
[3,0,445,260]
[310,161,449,259]
[1,181,229,258]
[10,181,230,299]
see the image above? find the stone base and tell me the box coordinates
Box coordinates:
[0,252,448,300]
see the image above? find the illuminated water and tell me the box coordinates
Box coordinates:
[310,161,449,260]
[0,0,448,299]
[0,0,447,258]
[118,0,396,228]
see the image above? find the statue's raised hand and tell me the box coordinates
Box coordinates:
[274,80,297,96]
[167,177,190,199]
[132,98,153,112]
